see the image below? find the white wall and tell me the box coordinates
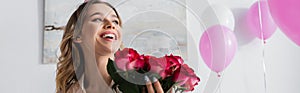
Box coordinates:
[0,0,56,93]
[0,0,299,93]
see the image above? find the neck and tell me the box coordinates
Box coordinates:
[82,53,113,88]
[95,54,113,85]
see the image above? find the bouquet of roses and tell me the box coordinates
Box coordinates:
[107,48,200,93]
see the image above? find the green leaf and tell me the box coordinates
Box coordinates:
[175,87,187,93]
[118,80,140,93]
[107,59,141,93]
[107,59,124,84]
[160,76,176,92]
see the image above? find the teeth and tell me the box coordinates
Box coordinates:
[103,34,115,39]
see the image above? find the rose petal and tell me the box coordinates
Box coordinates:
[115,58,129,71]
[115,48,141,71]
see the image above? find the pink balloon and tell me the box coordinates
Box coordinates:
[268,0,300,46]
[199,25,238,73]
[247,1,277,40]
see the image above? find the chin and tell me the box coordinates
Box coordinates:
[95,40,121,54]
[97,46,119,54]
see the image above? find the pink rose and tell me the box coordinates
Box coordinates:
[126,55,150,71]
[173,64,200,91]
[115,48,140,71]
[148,56,167,76]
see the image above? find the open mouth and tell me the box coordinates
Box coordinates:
[100,32,117,41]
[103,34,115,39]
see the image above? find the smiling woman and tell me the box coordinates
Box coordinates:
[55,0,166,93]
[55,1,122,93]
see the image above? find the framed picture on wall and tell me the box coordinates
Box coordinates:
[43,0,83,64]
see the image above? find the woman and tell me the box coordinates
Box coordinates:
[56,0,164,93]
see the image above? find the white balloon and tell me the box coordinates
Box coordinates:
[201,5,235,30]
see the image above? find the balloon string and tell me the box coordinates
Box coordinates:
[258,1,268,93]
[214,71,224,93]
[219,83,222,93]
[262,47,267,93]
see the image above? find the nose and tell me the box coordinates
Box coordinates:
[103,20,115,29]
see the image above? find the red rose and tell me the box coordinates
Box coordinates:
[159,68,174,79]
[173,64,200,91]
[172,55,184,64]
[111,48,201,92]
[115,48,140,71]
[152,55,183,79]
[142,55,151,71]
[165,54,184,70]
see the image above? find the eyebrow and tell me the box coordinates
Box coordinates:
[111,15,118,19]
[89,12,103,17]
[89,12,118,19]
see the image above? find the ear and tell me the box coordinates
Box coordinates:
[73,36,82,43]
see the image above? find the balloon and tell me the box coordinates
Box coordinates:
[247,1,277,40]
[201,5,235,30]
[199,25,238,73]
[268,0,300,46]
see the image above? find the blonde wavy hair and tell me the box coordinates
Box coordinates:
[55,1,122,93]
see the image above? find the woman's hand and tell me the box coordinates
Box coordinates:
[144,76,164,93]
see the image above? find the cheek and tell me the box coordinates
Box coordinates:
[117,28,122,39]
[82,23,99,39]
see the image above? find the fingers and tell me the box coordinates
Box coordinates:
[152,77,164,93]
[169,88,173,93]
[145,76,154,93]
[145,76,164,93]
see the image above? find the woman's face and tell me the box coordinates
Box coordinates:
[81,3,122,56]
